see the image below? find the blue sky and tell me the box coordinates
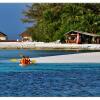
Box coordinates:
[0,3,31,40]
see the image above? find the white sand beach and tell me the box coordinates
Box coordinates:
[31,52,100,63]
[0,42,100,50]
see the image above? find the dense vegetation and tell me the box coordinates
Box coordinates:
[22,3,100,42]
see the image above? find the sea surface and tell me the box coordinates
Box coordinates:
[0,50,100,96]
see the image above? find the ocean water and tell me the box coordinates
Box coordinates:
[0,50,100,96]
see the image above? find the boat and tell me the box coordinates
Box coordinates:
[19,62,32,67]
[19,60,36,67]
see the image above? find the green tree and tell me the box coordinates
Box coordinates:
[22,3,100,42]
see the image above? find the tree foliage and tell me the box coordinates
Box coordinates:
[22,3,100,42]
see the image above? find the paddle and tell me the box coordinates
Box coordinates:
[19,53,24,57]
[10,53,36,63]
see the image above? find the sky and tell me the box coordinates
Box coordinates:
[0,3,31,40]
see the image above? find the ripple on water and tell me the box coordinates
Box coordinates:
[0,63,99,96]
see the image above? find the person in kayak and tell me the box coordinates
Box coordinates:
[20,56,26,65]
[25,56,31,64]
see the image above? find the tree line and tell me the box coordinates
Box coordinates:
[22,3,100,42]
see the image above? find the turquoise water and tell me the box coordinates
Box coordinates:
[0,49,70,60]
[0,49,98,59]
[0,63,100,72]
[0,50,100,96]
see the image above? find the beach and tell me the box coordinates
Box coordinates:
[32,52,100,63]
[0,42,100,50]
[0,42,100,63]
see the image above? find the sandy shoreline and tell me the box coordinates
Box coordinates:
[31,52,100,63]
[0,42,100,50]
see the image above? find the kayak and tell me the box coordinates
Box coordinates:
[19,60,36,67]
[19,62,33,67]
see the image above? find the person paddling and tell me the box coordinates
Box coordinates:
[19,56,36,66]
[20,56,26,65]
[25,56,31,64]
[20,56,31,65]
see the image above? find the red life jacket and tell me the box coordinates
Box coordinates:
[20,58,26,64]
[25,58,30,64]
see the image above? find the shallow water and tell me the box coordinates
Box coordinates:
[0,49,76,59]
[0,50,100,96]
[0,49,98,60]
